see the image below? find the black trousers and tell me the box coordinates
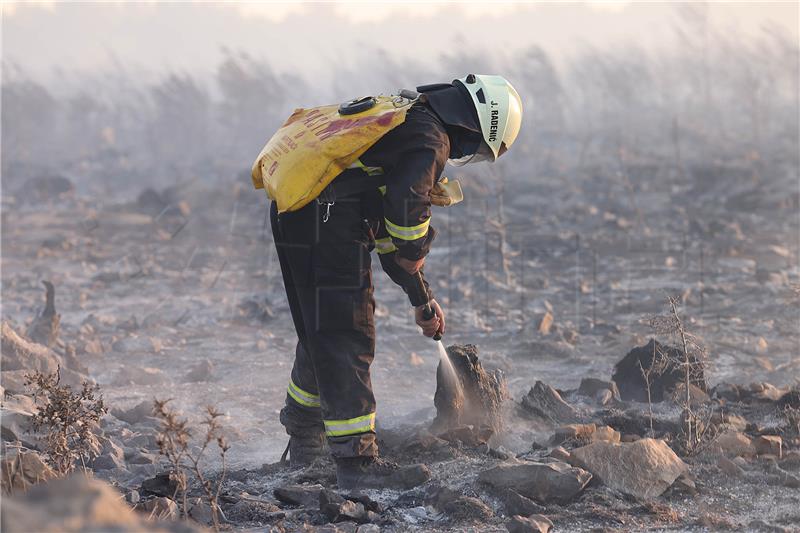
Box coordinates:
[270,193,380,458]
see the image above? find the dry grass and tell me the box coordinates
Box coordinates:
[25,367,107,475]
[153,399,230,531]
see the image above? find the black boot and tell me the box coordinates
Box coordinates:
[281,433,326,468]
[335,457,430,490]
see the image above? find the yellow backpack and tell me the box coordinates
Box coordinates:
[251,94,415,213]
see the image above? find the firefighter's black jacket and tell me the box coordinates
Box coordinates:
[329,83,480,305]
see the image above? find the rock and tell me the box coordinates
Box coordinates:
[578,378,620,400]
[225,499,282,522]
[520,381,578,424]
[437,424,494,446]
[722,414,748,432]
[0,451,56,493]
[1,321,61,374]
[27,174,75,202]
[551,423,596,445]
[91,452,126,471]
[128,451,157,465]
[538,311,554,335]
[1,404,37,448]
[141,472,180,497]
[136,496,179,520]
[714,382,741,402]
[320,489,368,523]
[356,525,381,533]
[549,446,572,462]
[25,281,60,348]
[274,483,325,507]
[754,435,782,458]
[91,437,126,470]
[748,382,786,402]
[113,366,169,386]
[236,294,275,324]
[1,370,31,395]
[778,388,800,408]
[1,474,170,533]
[126,490,141,504]
[506,514,553,533]
[500,488,546,516]
[709,430,755,458]
[442,495,493,520]
[188,497,214,524]
[595,389,614,406]
[718,456,745,477]
[570,438,688,499]
[612,339,706,402]
[593,425,621,443]
[111,400,154,425]
[673,383,710,405]
[428,486,493,520]
[432,344,507,434]
[780,451,800,471]
[478,459,591,503]
[184,359,214,383]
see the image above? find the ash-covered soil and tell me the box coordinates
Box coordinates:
[2,155,799,531]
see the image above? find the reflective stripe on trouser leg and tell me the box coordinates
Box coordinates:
[323,412,376,437]
[287,378,321,408]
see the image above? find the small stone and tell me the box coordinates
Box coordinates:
[718,456,745,477]
[126,490,141,504]
[0,451,56,493]
[595,389,613,406]
[140,472,179,497]
[578,378,620,400]
[754,436,782,458]
[441,494,493,520]
[111,400,154,425]
[478,459,591,503]
[520,382,578,424]
[506,514,553,533]
[356,525,381,533]
[188,497,214,524]
[549,446,571,462]
[551,423,596,445]
[225,499,283,522]
[538,312,554,335]
[113,366,169,387]
[723,414,748,432]
[91,453,125,471]
[184,359,214,383]
[500,489,546,516]
[136,496,179,520]
[709,430,755,458]
[592,426,621,443]
[274,483,325,508]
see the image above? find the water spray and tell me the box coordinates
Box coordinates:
[411,272,463,400]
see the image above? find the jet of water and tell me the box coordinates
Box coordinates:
[436,340,464,401]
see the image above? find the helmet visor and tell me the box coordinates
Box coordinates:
[447,140,495,166]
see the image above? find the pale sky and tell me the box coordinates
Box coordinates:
[2,1,798,85]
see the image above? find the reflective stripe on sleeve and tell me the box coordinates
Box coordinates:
[375,237,397,255]
[287,379,321,408]
[323,413,376,437]
[384,217,430,241]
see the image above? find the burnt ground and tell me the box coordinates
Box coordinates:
[1,154,799,530]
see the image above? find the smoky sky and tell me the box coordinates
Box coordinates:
[3,1,797,89]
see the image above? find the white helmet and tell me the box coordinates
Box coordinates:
[453,74,523,164]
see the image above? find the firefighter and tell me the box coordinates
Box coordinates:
[265,74,523,489]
